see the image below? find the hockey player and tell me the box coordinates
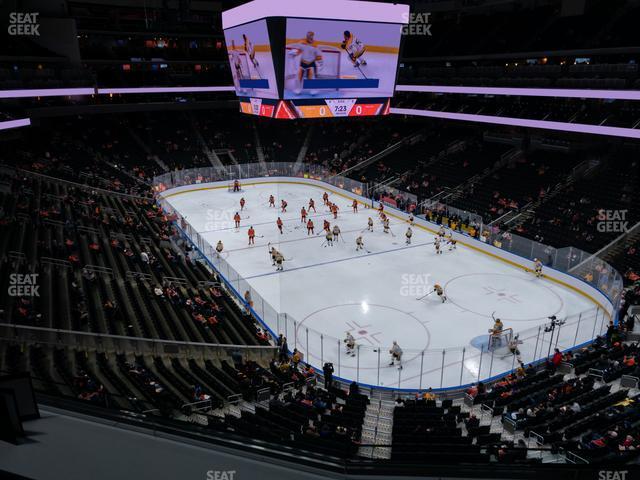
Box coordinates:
[300,206,307,223]
[408,213,415,226]
[490,316,504,349]
[308,198,316,212]
[269,246,278,266]
[433,284,446,303]
[344,332,356,357]
[288,31,324,94]
[352,199,358,213]
[332,224,341,243]
[215,240,224,257]
[230,40,246,81]
[356,235,364,251]
[233,212,241,229]
[323,219,331,233]
[341,30,367,67]
[534,258,543,278]
[367,217,374,232]
[377,203,384,217]
[233,179,241,192]
[307,219,314,235]
[505,334,523,362]
[322,191,330,206]
[405,227,413,245]
[281,199,288,213]
[275,251,284,271]
[325,229,334,246]
[248,226,255,245]
[331,203,339,219]
[438,226,446,238]
[268,195,275,208]
[276,217,284,234]
[383,217,390,234]
[240,197,246,211]
[447,235,457,251]
[389,341,403,369]
[242,33,259,69]
[434,236,442,254]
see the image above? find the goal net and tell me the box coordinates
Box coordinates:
[228,180,242,192]
[487,328,514,354]
[285,44,341,91]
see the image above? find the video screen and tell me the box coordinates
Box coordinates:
[283,18,402,100]
[224,19,279,99]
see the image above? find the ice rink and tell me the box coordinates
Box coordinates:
[163,181,602,390]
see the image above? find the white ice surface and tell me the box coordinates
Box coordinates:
[165,182,601,390]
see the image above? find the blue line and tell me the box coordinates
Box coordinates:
[243,240,433,280]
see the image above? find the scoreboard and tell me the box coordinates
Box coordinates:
[223,0,408,119]
[239,97,391,119]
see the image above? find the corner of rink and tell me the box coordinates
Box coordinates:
[158,177,614,391]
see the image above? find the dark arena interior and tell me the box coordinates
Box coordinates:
[1,0,640,479]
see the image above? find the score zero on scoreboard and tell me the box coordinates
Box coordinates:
[294,99,390,118]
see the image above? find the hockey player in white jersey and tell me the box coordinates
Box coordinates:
[341,30,367,67]
[344,332,356,357]
[242,34,259,69]
[388,341,403,369]
[288,31,324,94]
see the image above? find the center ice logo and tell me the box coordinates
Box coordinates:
[400,273,431,297]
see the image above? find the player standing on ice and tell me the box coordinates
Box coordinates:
[331,203,339,219]
[332,224,342,243]
[405,227,413,245]
[504,334,523,362]
[325,229,334,246]
[533,258,543,278]
[344,332,356,357]
[233,179,241,192]
[281,199,288,213]
[408,213,415,226]
[230,40,246,81]
[240,197,246,211]
[383,217,390,234]
[356,235,364,251]
[352,200,358,213]
[308,198,316,212]
[341,30,367,68]
[322,192,330,206]
[233,212,241,229]
[307,219,314,235]
[434,236,442,254]
[323,219,331,234]
[215,240,224,257]
[268,195,275,208]
[269,246,278,266]
[242,34,259,69]
[248,226,255,246]
[300,206,307,223]
[276,217,284,235]
[275,251,285,271]
[389,341,403,369]
[367,217,374,232]
[433,284,447,303]
[490,315,504,349]
[288,31,324,95]
[447,234,457,251]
